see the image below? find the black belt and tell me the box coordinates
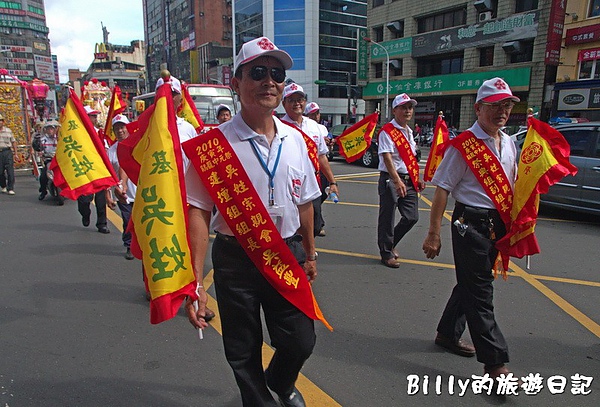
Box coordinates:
[455,201,499,222]
[216,232,302,247]
[380,171,411,183]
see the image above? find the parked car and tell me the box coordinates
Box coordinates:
[513,122,600,215]
[327,123,421,168]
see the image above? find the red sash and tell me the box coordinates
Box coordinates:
[182,128,332,330]
[281,120,320,174]
[450,131,513,226]
[381,123,420,190]
[450,131,514,276]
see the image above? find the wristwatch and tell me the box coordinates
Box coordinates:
[307,252,318,261]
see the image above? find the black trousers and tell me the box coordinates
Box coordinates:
[377,171,419,260]
[436,202,509,366]
[77,192,107,228]
[0,149,15,191]
[212,235,316,407]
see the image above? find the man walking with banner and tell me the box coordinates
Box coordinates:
[377,93,425,268]
[182,37,330,407]
[281,84,339,237]
[422,77,520,380]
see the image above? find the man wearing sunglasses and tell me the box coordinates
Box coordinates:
[422,77,520,381]
[184,37,322,407]
[281,84,339,238]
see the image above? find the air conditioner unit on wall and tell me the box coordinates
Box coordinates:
[479,11,492,22]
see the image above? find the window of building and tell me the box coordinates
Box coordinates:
[479,46,494,66]
[417,8,466,33]
[373,0,384,7]
[390,59,402,76]
[374,62,383,79]
[373,26,384,42]
[590,0,600,17]
[515,0,538,12]
[416,53,463,77]
[508,40,534,63]
[579,60,600,79]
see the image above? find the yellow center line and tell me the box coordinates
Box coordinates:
[419,192,600,339]
[107,213,342,406]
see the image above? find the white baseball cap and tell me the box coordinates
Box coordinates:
[156,75,182,94]
[234,37,293,74]
[476,77,520,103]
[283,83,306,100]
[84,105,100,115]
[215,104,231,116]
[112,114,130,126]
[304,102,320,115]
[392,93,417,109]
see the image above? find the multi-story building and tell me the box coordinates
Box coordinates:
[0,0,55,85]
[365,0,562,131]
[80,39,146,97]
[555,0,600,122]
[233,0,368,125]
[143,0,233,86]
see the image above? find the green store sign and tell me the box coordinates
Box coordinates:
[362,67,531,98]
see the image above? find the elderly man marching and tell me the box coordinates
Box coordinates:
[183,37,326,407]
[422,77,520,379]
[377,93,425,268]
[281,84,339,237]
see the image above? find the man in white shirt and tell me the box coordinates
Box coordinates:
[281,84,339,237]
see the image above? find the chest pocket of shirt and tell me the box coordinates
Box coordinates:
[287,165,305,205]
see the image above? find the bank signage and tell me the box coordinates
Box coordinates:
[362,67,531,98]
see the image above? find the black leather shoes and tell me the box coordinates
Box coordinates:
[125,248,134,260]
[277,387,306,407]
[435,333,476,357]
[82,215,90,227]
[265,369,306,407]
[97,226,110,234]
[38,191,47,200]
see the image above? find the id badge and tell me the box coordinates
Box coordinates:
[268,205,285,231]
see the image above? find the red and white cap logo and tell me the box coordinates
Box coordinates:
[392,93,417,108]
[476,77,520,103]
[283,83,306,99]
[234,36,293,74]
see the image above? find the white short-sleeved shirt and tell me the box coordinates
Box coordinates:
[107,142,137,203]
[431,121,518,209]
[281,114,329,156]
[177,117,199,171]
[40,135,58,159]
[185,114,321,238]
[377,119,418,173]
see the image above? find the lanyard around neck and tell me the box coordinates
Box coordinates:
[248,137,283,206]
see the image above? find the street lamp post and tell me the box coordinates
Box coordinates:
[364,37,389,121]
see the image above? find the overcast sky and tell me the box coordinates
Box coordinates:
[45,0,145,83]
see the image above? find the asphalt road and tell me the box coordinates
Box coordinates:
[1,162,599,407]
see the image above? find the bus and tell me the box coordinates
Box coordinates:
[133,83,237,131]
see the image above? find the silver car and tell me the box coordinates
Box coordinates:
[513,122,600,215]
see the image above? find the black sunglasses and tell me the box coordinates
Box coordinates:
[248,65,286,83]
